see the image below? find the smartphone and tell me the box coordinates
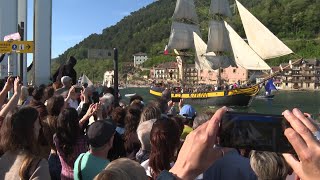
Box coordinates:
[171,98,181,103]
[219,111,295,154]
[75,87,82,93]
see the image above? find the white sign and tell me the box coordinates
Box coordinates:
[4,32,21,41]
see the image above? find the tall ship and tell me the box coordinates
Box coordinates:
[150,0,293,106]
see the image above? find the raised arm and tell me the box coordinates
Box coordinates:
[0,76,14,109]
[0,77,21,117]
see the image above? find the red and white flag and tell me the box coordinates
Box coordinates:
[164,45,169,55]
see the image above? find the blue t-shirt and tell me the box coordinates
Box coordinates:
[74,152,110,180]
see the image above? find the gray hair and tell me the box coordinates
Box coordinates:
[61,76,72,86]
[193,113,211,129]
[137,119,156,151]
[100,93,114,109]
[250,151,290,180]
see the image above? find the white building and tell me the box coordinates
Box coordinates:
[103,70,114,87]
[133,52,148,67]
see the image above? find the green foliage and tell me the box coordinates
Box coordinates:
[55,0,320,70]
[140,70,150,77]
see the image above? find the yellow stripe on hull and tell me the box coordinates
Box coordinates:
[150,85,260,99]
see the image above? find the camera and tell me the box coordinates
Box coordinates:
[219,111,295,153]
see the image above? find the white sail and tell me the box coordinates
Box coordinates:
[193,32,213,70]
[207,20,231,53]
[236,0,293,59]
[173,0,199,23]
[210,0,232,17]
[168,22,201,50]
[194,32,234,70]
[224,21,271,70]
[81,74,94,86]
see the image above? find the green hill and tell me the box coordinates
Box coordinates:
[54,0,320,82]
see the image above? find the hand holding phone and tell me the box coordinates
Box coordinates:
[219,111,295,153]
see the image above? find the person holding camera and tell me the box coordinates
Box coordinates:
[156,107,320,180]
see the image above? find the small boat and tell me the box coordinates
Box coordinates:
[125,93,136,97]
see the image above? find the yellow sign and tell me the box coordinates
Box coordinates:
[0,41,12,53]
[0,41,34,54]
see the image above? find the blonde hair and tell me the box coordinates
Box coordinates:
[250,151,290,180]
[94,158,147,180]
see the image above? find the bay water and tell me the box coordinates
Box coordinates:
[120,88,320,120]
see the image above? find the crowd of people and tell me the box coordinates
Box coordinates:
[0,74,319,180]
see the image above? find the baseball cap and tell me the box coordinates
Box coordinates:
[87,120,116,148]
[179,104,196,119]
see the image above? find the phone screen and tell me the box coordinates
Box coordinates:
[219,111,295,153]
[171,98,181,103]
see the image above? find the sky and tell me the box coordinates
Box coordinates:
[26,0,155,61]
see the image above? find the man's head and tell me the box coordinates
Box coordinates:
[61,76,72,88]
[100,93,114,117]
[179,104,196,120]
[87,120,116,153]
[67,56,77,67]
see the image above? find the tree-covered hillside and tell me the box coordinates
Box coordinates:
[54,0,320,81]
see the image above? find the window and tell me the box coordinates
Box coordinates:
[307,83,310,87]
[220,69,224,73]
[233,69,236,73]
[285,83,288,87]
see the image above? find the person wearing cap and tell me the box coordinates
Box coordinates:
[179,104,196,139]
[73,120,116,180]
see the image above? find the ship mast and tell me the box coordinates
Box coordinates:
[206,0,232,86]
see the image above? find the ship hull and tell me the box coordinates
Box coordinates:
[150,85,260,107]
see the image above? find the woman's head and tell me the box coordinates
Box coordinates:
[149,118,181,178]
[250,151,291,180]
[94,158,147,180]
[32,85,46,102]
[111,107,126,127]
[0,107,40,153]
[44,86,55,101]
[56,108,80,156]
[47,95,65,116]
[124,106,141,134]
[140,105,161,124]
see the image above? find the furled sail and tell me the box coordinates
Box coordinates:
[210,0,232,17]
[207,20,231,53]
[236,0,293,59]
[194,32,234,70]
[225,21,271,70]
[168,22,201,50]
[173,0,199,23]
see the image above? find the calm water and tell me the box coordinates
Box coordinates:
[119,88,320,120]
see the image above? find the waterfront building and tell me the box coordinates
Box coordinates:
[151,61,179,81]
[103,70,114,87]
[198,66,248,85]
[184,64,198,85]
[133,52,148,67]
[280,59,320,90]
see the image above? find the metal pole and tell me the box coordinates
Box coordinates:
[18,0,27,85]
[18,22,24,80]
[7,54,13,98]
[113,48,119,106]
